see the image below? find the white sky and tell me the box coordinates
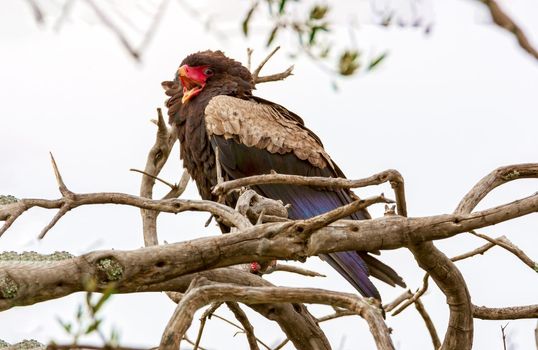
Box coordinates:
[0,0,537,349]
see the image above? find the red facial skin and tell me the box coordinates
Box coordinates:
[178,64,210,103]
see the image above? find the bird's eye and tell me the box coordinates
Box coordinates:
[204,68,214,76]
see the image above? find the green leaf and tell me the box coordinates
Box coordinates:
[309,5,329,20]
[92,284,115,314]
[76,304,83,321]
[266,25,279,47]
[308,24,328,45]
[278,0,287,14]
[367,52,388,71]
[85,319,102,334]
[57,317,72,334]
[242,3,258,36]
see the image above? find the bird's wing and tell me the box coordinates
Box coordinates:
[204,95,404,299]
[205,95,333,170]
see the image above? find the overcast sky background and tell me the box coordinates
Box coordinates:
[0,0,537,349]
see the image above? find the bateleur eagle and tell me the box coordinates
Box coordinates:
[162,50,405,300]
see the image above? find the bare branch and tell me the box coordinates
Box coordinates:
[50,152,72,197]
[251,46,281,80]
[160,279,393,350]
[24,0,45,25]
[255,66,295,84]
[192,302,222,350]
[83,0,141,60]
[473,304,538,320]
[213,169,407,216]
[263,263,326,277]
[391,274,429,316]
[456,163,538,214]
[130,168,176,190]
[139,108,180,245]
[383,290,413,313]
[226,302,267,350]
[408,242,473,350]
[470,231,537,272]
[480,0,538,60]
[501,322,509,350]
[317,309,357,322]
[414,298,441,350]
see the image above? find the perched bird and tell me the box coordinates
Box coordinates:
[162,50,405,300]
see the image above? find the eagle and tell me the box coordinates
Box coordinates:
[162,50,405,300]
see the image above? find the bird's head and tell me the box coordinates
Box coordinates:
[175,50,254,104]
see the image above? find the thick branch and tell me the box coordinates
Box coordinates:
[473,304,538,319]
[1,193,537,311]
[408,242,473,350]
[160,280,392,350]
[456,163,538,214]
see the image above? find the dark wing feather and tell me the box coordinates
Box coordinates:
[205,96,405,299]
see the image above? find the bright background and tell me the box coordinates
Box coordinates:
[0,0,537,349]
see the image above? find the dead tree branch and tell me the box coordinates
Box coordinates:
[213,169,407,216]
[249,46,295,85]
[469,231,537,272]
[226,302,266,350]
[414,298,442,350]
[138,108,182,246]
[160,278,392,350]
[473,304,538,319]
[480,0,538,60]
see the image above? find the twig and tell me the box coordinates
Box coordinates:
[391,273,429,316]
[388,235,507,316]
[130,169,176,190]
[262,263,326,277]
[193,302,222,350]
[251,46,281,80]
[136,0,171,54]
[501,322,509,350]
[469,231,537,272]
[414,298,441,350]
[25,0,44,24]
[38,153,75,239]
[316,309,356,322]
[255,65,295,84]
[383,290,413,313]
[83,0,141,60]
[272,339,289,350]
[183,335,207,350]
[480,0,538,60]
[247,48,254,71]
[50,152,72,197]
[226,302,267,350]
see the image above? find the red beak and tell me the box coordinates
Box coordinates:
[178,65,207,103]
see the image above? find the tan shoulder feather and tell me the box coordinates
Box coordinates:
[205,95,332,169]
